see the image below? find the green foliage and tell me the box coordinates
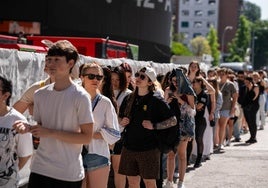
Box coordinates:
[190,36,211,56]
[251,20,268,69]
[171,41,192,56]
[207,26,220,66]
[227,15,251,62]
[243,1,261,22]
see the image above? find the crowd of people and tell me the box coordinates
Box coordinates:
[0,40,267,188]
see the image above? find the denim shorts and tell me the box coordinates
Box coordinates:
[220,110,231,118]
[83,153,110,172]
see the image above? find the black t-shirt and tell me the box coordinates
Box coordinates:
[119,92,174,151]
[243,85,259,110]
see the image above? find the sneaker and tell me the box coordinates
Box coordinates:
[245,139,257,144]
[233,138,241,142]
[259,125,264,130]
[164,181,174,188]
[177,181,185,188]
[249,139,257,143]
[226,140,231,146]
[194,162,202,168]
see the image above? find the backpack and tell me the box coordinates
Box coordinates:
[155,123,180,153]
[148,96,180,154]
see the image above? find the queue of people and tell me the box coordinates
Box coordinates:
[1,40,266,188]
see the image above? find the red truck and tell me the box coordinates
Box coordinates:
[0,34,139,59]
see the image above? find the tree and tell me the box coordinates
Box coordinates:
[207,26,220,67]
[171,41,192,56]
[243,1,261,22]
[190,36,211,56]
[251,20,268,69]
[227,15,251,62]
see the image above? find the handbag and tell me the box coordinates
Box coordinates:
[180,113,195,138]
[210,119,216,127]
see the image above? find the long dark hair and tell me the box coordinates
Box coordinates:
[187,61,200,76]
[102,66,118,114]
[111,66,128,91]
[169,69,177,92]
[0,75,12,106]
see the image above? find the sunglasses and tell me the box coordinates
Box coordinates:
[83,74,103,81]
[135,72,146,80]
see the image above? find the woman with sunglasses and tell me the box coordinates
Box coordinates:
[118,67,176,188]
[80,62,121,188]
[110,66,132,188]
[163,69,196,188]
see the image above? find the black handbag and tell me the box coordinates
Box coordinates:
[210,119,216,127]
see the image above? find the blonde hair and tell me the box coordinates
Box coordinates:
[79,62,103,77]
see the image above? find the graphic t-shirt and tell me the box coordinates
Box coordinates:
[0,108,33,187]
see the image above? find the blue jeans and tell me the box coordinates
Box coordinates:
[83,153,110,172]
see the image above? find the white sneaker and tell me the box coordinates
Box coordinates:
[177,181,185,188]
[164,181,174,188]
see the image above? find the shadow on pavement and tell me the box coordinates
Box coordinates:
[233,143,252,147]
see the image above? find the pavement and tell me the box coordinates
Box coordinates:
[182,120,268,188]
[19,120,268,188]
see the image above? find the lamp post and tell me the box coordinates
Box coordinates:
[221,26,233,62]
[251,30,257,70]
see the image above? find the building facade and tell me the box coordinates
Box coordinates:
[175,0,242,53]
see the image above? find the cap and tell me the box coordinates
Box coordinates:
[142,67,157,82]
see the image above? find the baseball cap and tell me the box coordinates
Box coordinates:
[140,67,157,82]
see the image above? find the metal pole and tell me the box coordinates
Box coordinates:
[221,26,233,62]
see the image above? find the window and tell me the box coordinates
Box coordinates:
[195,10,203,16]
[207,22,215,28]
[181,21,189,28]
[208,0,216,5]
[183,0,190,4]
[208,10,215,16]
[182,10,190,16]
[194,21,202,28]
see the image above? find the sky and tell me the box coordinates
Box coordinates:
[246,0,268,20]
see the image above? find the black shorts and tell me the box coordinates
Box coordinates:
[113,140,124,155]
[28,173,82,188]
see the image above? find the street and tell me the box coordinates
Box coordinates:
[183,120,268,188]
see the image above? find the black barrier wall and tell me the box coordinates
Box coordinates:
[1,0,173,62]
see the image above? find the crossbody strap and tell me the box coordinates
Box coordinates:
[116,90,123,100]
[92,94,102,112]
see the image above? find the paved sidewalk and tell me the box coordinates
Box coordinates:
[183,123,268,188]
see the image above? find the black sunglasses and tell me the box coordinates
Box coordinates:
[83,74,103,81]
[135,72,146,80]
